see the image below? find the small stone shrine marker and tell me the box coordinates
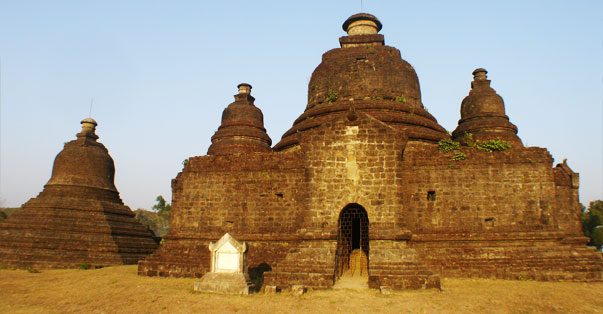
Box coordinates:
[193,233,252,294]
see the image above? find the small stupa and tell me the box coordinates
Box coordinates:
[452,68,523,146]
[207,83,272,155]
[0,118,158,269]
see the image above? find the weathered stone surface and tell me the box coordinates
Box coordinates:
[193,272,251,295]
[291,285,307,296]
[0,119,158,269]
[138,13,603,291]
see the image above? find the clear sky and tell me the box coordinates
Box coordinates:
[1,1,602,211]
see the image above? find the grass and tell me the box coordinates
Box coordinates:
[0,266,602,313]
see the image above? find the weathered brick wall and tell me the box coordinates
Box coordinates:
[140,150,309,277]
[0,189,158,269]
[169,150,307,239]
[139,109,602,286]
[399,142,562,234]
[298,112,409,241]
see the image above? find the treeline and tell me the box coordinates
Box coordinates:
[133,195,171,237]
[0,207,20,220]
[581,200,603,250]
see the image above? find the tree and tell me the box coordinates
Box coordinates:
[152,195,171,215]
[581,200,603,249]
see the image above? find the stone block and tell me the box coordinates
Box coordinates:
[194,272,251,295]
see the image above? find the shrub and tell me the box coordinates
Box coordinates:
[79,262,90,270]
[582,200,603,249]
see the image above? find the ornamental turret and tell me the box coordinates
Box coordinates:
[452,69,523,146]
[207,84,272,155]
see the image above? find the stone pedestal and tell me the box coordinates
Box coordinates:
[193,233,252,294]
[194,272,251,295]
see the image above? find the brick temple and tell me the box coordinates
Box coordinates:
[138,13,603,289]
[0,118,158,269]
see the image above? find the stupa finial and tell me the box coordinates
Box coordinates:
[78,117,99,140]
[342,13,382,36]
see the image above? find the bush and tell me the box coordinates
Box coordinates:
[79,262,90,270]
[582,200,603,249]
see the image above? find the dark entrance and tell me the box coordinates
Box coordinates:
[335,204,369,279]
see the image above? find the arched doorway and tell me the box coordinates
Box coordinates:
[335,204,369,281]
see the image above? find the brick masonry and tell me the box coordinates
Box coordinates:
[139,13,602,289]
[0,119,158,269]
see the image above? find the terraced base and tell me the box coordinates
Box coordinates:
[0,192,158,269]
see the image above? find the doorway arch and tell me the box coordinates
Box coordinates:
[335,204,369,280]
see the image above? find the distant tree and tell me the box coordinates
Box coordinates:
[0,211,6,220]
[152,195,171,215]
[581,200,603,249]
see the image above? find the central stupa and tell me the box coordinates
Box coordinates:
[274,13,447,150]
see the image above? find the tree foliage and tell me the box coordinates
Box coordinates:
[581,200,603,249]
[152,195,171,215]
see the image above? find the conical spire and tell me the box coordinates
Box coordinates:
[452,69,523,146]
[207,84,272,155]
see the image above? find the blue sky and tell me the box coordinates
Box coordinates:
[1,1,601,210]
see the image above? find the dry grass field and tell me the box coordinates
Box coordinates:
[1,265,602,314]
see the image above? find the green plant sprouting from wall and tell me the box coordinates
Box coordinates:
[451,152,466,161]
[326,91,338,103]
[438,135,511,162]
[395,96,407,103]
[475,138,512,152]
[438,139,461,153]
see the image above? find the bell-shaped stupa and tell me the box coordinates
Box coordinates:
[274,13,447,150]
[0,118,158,269]
[452,68,522,146]
[207,83,272,155]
